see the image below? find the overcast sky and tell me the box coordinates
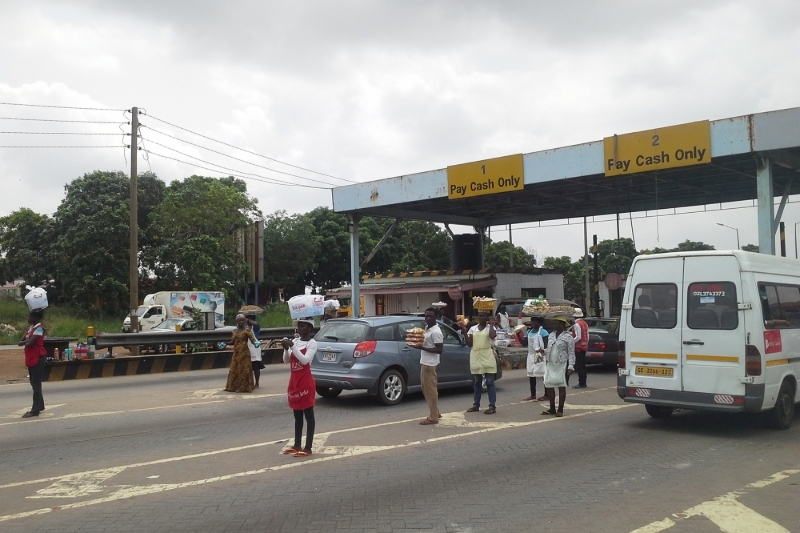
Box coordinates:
[2,0,800,262]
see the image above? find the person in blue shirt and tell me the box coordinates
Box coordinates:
[517,316,548,401]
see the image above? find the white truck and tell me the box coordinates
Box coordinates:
[122,291,226,332]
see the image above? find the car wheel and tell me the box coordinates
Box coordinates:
[316,386,343,399]
[377,369,405,406]
[645,404,674,419]
[768,380,795,430]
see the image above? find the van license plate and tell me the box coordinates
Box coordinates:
[636,366,673,377]
[321,353,337,362]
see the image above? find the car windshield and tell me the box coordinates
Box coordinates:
[315,321,368,343]
[585,319,619,334]
[505,304,524,316]
[135,306,150,317]
[153,318,186,330]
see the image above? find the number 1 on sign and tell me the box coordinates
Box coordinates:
[481,164,485,174]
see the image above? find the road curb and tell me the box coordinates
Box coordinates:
[42,348,285,382]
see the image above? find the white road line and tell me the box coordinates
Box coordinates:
[630,469,800,533]
[0,404,632,522]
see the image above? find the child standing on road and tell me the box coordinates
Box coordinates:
[281,318,317,457]
[246,313,265,388]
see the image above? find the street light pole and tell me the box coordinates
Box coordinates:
[716,223,740,250]
[795,222,800,259]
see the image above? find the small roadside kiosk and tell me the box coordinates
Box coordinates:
[331,108,800,316]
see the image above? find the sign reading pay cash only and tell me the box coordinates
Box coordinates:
[447,154,524,199]
[603,120,711,177]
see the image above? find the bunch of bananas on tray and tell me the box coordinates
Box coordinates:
[521,298,575,316]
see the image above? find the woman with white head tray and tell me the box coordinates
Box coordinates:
[541,316,575,417]
[281,318,317,457]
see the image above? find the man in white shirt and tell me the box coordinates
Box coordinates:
[419,307,443,425]
[496,309,510,330]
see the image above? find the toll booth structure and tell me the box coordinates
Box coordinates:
[331,108,800,316]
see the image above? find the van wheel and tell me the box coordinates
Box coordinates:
[377,369,405,406]
[645,404,674,419]
[768,381,795,430]
[316,386,343,399]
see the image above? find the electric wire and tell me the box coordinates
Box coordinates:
[0,102,127,111]
[144,113,353,183]
[0,131,128,135]
[0,145,128,148]
[144,149,331,190]
[0,117,126,124]
[142,138,331,189]
[142,131,338,187]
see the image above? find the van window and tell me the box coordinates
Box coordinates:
[632,284,677,328]
[687,282,738,330]
[759,283,800,329]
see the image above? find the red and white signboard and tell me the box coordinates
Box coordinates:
[448,287,463,301]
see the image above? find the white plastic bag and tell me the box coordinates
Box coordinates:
[287,294,325,319]
[24,286,48,311]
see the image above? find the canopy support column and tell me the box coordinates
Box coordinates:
[757,156,775,255]
[348,214,362,317]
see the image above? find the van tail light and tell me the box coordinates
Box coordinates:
[745,344,762,376]
[353,340,377,358]
[590,341,607,350]
[618,341,626,369]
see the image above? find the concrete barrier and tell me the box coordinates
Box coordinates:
[42,348,285,382]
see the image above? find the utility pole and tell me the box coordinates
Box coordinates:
[584,218,590,314]
[129,107,139,355]
[593,234,600,317]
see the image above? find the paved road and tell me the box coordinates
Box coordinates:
[1,365,798,533]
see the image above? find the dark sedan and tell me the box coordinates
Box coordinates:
[311,316,502,406]
[583,317,619,368]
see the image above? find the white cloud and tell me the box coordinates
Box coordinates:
[0,0,799,261]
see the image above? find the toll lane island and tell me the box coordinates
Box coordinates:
[607,146,707,173]
[449,175,521,197]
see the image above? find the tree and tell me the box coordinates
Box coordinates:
[484,240,534,269]
[596,238,637,275]
[542,256,586,303]
[367,220,451,273]
[144,176,260,303]
[675,240,715,252]
[742,244,759,253]
[51,171,137,313]
[304,207,351,290]
[262,210,320,299]
[0,208,54,285]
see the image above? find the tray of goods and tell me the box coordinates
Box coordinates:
[456,315,470,328]
[472,296,497,311]
[405,327,425,347]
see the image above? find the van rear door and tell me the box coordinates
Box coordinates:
[626,257,683,393]
[681,256,745,396]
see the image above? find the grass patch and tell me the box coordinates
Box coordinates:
[0,298,124,344]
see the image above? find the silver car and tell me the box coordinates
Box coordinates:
[311,316,502,406]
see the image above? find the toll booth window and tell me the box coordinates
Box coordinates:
[631,284,677,329]
[687,282,738,330]
[759,283,800,329]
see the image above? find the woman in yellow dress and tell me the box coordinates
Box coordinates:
[224,314,259,393]
[461,310,498,414]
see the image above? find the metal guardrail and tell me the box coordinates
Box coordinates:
[94,327,299,350]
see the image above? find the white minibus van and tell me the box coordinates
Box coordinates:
[617,250,800,429]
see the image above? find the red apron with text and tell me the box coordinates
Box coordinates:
[287,348,316,410]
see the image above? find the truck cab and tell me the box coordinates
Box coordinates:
[122,305,167,332]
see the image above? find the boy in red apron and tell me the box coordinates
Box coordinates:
[281,318,317,457]
[18,310,46,418]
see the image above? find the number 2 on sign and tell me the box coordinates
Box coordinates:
[652,135,660,146]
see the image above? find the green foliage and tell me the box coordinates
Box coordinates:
[542,256,586,302]
[484,240,534,269]
[263,210,320,298]
[742,244,759,252]
[0,208,54,285]
[0,298,123,345]
[144,176,260,304]
[675,239,715,252]
[596,238,636,275]
[260,302,293,328]
[303,207,351,290]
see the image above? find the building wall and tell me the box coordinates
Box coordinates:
[493,273,564,302]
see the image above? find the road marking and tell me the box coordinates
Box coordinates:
[28,469,127,499]
[630,469,800,533]
[0,403,632,522]
[2,404,66,419]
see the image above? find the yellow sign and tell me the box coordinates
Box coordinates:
[603,120,711,176]
[447,154,524,199]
